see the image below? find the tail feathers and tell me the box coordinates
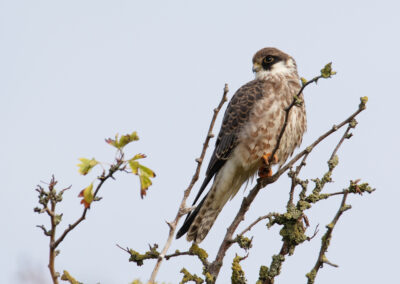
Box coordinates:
[186,204,221,243]
[176,191,222,243]
[186,182,231,243]
[176,195,206,239]
[176,172,214,240]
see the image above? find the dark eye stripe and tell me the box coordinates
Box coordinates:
[264,56,274,63]
[261,55,280,70]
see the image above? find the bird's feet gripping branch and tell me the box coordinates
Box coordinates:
[258,153,278,178]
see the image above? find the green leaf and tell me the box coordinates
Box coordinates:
[129,160,139,175]
[320,62,337,78]
[118,131,140,148]
[138,164,156,198]
[129,131,139,141]
[106,131,140,149]
[105,134,119,148]
[139,174,153,198]
[78,183,94,208]
[77,158,98,175]
[138,164,156,178]
[131,153,147,160]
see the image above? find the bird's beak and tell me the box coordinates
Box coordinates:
[252,63,261,73]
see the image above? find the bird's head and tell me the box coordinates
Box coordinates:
[252,47,297,79]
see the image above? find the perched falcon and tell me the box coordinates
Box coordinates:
[176,47,307,243]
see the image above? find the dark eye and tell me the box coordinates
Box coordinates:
[264,56,274,64]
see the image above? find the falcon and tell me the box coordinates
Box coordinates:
[176,47,307,243]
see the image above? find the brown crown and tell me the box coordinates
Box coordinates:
[252,47,292,64]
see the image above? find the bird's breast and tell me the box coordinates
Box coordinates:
[235,80,306,170]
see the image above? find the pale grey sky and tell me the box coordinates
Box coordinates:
[1,1,399,283]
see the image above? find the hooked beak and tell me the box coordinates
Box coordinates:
[252,62,261,73]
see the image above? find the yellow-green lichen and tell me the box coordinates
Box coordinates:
[189,243,208,263]
[235,235,252,250]
[269,254,285,277]
[257,265,269,283]
[231,255,246,284]
[180,268,203,284]
[128,245,159,266]
[306,269,317,284]
[61,270,81,284]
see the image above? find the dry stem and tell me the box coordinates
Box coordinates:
[147,84,229,283]
[306,191,350,284]
[37,157,124,284]
[208,86,365,279]
[53,159,123,248]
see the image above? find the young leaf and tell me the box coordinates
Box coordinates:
[138,164,156,198]
[78,183,94,208]
[320,62,337,78]
[138,164,156,178]
[118,131,140,148]
[105,134,119,148]
[139,174,153,198]
[105,132,139,149]
[129,131,139,141]
[77,158,98,175]
[129,160,139,175]
[131,153,147,160]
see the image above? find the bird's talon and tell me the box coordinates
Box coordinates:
[262,153,278,166]
[258,166,272,178]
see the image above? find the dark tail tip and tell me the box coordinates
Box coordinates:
[175,195,206,239]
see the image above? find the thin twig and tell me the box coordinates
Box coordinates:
[148,84,229,284]
[329,125,352,161]
[47,176,59,284]
[208,96,366,279]
[306,191,350,284]
[52,160,123,249]
[264,105,364,187]
[208,75,329,278]
[268,74,323,165]
[239,213,278,236]
[260,121,359,284]
[288,153,309,206]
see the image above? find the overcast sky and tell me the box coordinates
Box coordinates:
[1,1,399,283]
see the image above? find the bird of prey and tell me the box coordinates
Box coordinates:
[176,47,307,243]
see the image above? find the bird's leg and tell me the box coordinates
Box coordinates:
[258,153,278,178]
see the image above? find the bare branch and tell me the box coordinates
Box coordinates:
[208,89,367,278]
[239,213,278,236]
[148,84,229,283]
[53,160,123,248]
[306,191,350,284]
[269,74,325,166]
[208,73,349,278]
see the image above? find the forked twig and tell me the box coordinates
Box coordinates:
[148,84,229,283]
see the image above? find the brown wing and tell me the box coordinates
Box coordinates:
[177,79,266,240]
[192,80,264,205]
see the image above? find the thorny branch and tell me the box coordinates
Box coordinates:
[118,243,210,268]
[238,213,279,237]
[207,67,345,278]
[35,151,129,284]
[306,191,350,284]
[255,121,367,284]
[148,84,229,283]
[209,98,368,280]
[54,159,123,248]
[268,72,327,166]
[125,64,372,284]
[35,62,374,284]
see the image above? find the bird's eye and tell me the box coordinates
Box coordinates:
[264,56,274,64]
